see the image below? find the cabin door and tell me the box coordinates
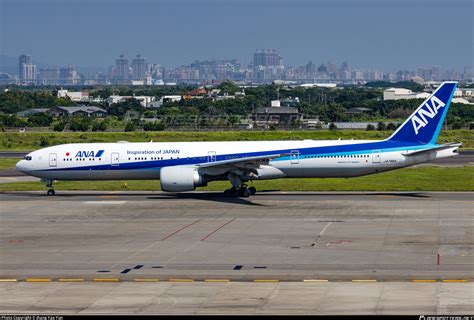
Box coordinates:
[111,152,120,166]
[290,150,300,164]
[372,150,381,163]
[49,153,57,167]
[208,151,217,162]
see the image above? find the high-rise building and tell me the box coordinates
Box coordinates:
[59,65,79,85]
[38,67,59,85]
[131,54,147,81]
[253,49,283,68]
[19,54,37,85]
[115,54,130,84]
[253,49,284,82]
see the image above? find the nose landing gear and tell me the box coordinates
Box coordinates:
[45,179,55,196]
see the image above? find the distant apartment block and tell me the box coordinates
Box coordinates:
[114,54,130,84]
[38,67,59,85]
[19,54,37,85]
[59,65,79,85]
[131,54,147,81]
[253,49,284,82]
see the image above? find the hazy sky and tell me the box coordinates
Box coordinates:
[1,0,472,71]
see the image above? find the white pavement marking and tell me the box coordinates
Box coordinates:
[83,201,128,205]
[319,222,332,237]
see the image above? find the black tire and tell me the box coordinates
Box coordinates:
[224,189,233,197]
[248,187,256,195]
[47,189,55,196]
[242,189,251,197]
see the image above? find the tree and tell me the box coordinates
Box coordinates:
[92,120,107,132]
[217,81,239,95]
[386,122,397,130]
[329,123,337,131]
[27,113,53,127]
[143,121,165,131]
[377,121,387,131]
[69,116,91,132]
[125,121,136,132]
[366,124,375,131]
[53,122,66,132]
[228,115,240,127]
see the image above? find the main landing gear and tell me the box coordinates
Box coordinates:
[45,179,55,196]
[223,186,257,198]
[223,172,257,197]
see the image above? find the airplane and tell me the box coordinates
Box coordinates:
[16,81,461,197]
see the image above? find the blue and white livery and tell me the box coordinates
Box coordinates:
[16,82,461,196]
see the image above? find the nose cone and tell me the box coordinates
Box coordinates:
[16,159,29,173]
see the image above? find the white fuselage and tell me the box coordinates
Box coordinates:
[16,139,458,181]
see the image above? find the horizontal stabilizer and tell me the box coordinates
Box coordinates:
[402,143,462,157]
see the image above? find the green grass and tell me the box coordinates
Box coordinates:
[1,166,473,192]
[1,130,473,150]
[0,158,19,170]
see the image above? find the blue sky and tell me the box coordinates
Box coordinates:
[1,0,472,71]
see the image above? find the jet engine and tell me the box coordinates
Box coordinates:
[160,166,207,192]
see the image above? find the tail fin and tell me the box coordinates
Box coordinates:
[387,81,457,145]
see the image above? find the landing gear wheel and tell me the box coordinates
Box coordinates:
[248,187,256,195]
[241,188,251,197]
[233,188,242,197]
[47,189,55,196]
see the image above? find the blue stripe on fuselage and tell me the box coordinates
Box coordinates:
[33,140,432,173]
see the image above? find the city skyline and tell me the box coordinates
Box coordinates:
[3,50,472,86]
[1,0,472,72]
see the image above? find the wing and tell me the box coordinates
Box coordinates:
[196,153,288,169]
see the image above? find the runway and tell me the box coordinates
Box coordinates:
[1,191,473,281]
[1,191,473,314]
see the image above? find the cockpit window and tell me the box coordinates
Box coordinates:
[23,156,32,161]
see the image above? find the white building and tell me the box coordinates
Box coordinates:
[299,83,337,88]
[159,95,182,103]
[383,88,430,101]
[452,98,474,105]
[454,88,473,97]
[57,90,89,102]
[107,95,156,107]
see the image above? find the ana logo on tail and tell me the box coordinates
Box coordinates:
[411,95,446,135]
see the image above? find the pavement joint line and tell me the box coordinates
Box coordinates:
[204,279,230,282]
[133,278,160,282]
[352,279,378,282]
[58,278,84,282]
[93,278,120,282]
[168,279,194,282]
[25,278,52,282]
[412,280,437,283]
[0,279,18,282]
[254,280,279,282]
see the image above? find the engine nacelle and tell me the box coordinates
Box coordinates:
[160,166,206,192]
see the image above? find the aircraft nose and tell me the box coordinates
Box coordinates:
[16,159,29,173]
